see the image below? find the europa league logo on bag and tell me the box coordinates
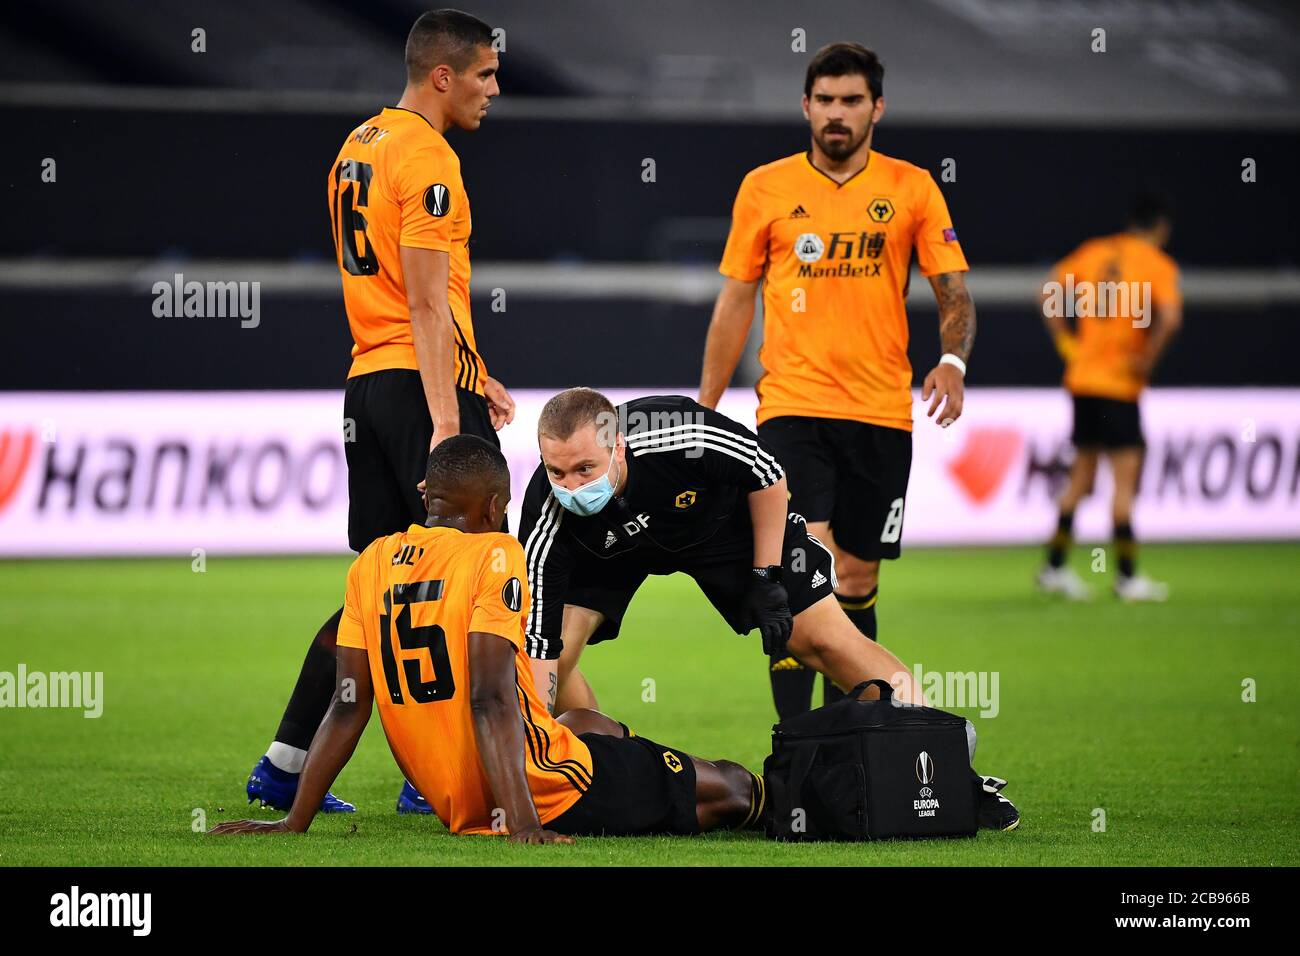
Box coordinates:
[916,750,935,785]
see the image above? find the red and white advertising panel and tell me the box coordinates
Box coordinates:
[1,389,1296,555]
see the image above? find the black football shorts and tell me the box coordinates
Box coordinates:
[548,731,700,836]
[758,415,912,561]
[569,512,838,647]
[343,370,499,552]
[1070,394,1144,449]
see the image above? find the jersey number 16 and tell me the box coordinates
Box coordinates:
[331,159,379,277]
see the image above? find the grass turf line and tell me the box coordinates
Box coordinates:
[0,543,1296,866]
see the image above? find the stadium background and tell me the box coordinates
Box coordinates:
[1,0,1298,867]
[2,0,1298,552]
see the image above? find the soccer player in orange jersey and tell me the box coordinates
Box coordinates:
[212,436,764,842]
[246,10,518,816]
[1036,194,1183,602]
[699,44,976,720]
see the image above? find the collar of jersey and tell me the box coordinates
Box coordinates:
[411,522,461,535]
[383,106,442,136]
[803,149,873,190]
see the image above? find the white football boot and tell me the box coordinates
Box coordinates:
[1114,573,1170,603]
[1035,565,1093,601]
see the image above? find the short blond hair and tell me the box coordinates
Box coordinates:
[537,387,616,445]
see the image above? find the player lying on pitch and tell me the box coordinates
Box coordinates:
[211,436,764,842]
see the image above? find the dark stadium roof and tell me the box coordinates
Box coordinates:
[2,0,1297,125]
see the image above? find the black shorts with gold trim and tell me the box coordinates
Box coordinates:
[548,731,700,836]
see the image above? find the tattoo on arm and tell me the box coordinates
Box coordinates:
[546,672,558,714]
[935,272,976,360]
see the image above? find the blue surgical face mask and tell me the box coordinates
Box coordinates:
[551,450,619,516]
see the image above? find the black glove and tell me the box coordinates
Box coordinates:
[741,567,793,656]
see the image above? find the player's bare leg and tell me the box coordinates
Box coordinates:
[1107,447,1166,601]
[1108,447,1141,529]
[808,521,880,594]
[1060,448,1099,513]
[558,668,599,714]
[554,605,603,714]
[1038,449,1099,600]
[808,520,882,707]
[557,707,625,737]
[769,517,883,718]
[692,756,762,830]
[785,594,927,706]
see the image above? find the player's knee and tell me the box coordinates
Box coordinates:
[804,617,846,660]
[556,707,623,738]
[1070,458,1098,497]
[835,559,878,595]
[314,608,344,652]
[708,760,757,825]
[556,646,582,681]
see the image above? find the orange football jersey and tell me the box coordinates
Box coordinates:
[1053,233,1181,401]
[328,107,486,393]
[336,525,591,834]
[720,150,968,431]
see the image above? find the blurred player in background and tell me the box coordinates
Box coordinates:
[246,8,516,816]
[1036,193,1182,602]
[214,436,764,842]
[699,43,975,719]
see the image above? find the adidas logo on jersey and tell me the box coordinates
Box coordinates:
[788,204,810,218]
[604,530,617,549]
[811,569,828,588]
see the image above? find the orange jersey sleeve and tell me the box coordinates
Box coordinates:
[468,535,529,646]
[1148,252,1182,311]
[395,143,460,253]
[337,526,590,835]
[335,549,370,650]
[719,171,773,282]
[913,172,970,277]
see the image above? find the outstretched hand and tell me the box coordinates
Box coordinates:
[208,818,296,836]
[507,826,574,845]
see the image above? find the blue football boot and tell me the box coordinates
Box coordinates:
[246,755,355,813]
[396,779,434,814]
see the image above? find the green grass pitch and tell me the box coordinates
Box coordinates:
[1,543,1297,866]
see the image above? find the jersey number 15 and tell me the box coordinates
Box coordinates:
[378,580,456,704]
